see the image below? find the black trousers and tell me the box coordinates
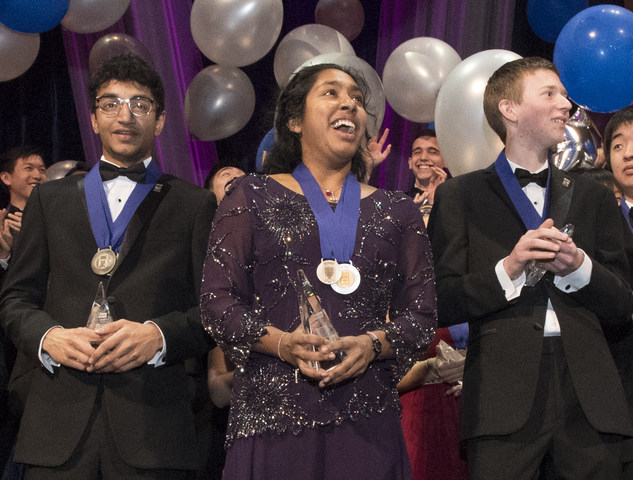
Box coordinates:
[24,389,192,480]
[467,337,624,480]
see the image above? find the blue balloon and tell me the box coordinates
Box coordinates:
[554,5,633,113]
[527,0,588,43]
[0,0,69,33]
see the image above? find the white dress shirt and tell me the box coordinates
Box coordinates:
[495,159,592,336]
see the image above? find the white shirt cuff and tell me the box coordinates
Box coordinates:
[145,321,166,367]
[554,249,592,293]
[495,257,526,301]
[39,326,62,373]
[0,255,10,270]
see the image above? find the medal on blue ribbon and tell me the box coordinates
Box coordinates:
[292,163,361,294]
[85,160,161,275]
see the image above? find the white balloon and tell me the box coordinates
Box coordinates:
[274,24,355,87]
[191,0,283,67]
[382,37,461,123]
[185,65,256,141]
[61,0,130,34]
[299,53,385,138]
[0,23,39,82]
[435,49,522,176]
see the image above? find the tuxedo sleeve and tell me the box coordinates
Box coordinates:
[563,187,633,330]
[0,186,58,360]
[150,191,217,364]
[428,177,516,327]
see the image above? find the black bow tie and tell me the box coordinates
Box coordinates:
[514,168,548,188]
[99,161,146,183]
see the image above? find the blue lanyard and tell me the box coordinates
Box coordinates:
[494,151,550,230]
[621,197,633,233]
[84,160,161,253]
[292,163,360,263]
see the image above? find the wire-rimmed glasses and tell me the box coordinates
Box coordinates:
[95,96,155,117]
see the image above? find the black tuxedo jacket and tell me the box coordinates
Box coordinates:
[428,163,633,440]
[0,173,216,469]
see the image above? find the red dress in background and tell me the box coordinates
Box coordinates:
[400,328,468,480]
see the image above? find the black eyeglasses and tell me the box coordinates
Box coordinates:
[95,96,156,117]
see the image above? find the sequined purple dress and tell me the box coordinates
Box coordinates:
[200,174,436,480]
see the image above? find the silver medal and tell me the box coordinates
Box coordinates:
[316,259,342,285]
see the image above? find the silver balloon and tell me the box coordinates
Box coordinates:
[382,37,461,123]
[190,0,283,67]
[0,22,39,82]
[274,24,355,87]
[435,49,522,177]
[61,0,130,34]
[548,107,601,170]
[46,160,86,181]
[185,65,256,141]
[89,34,154,75]
[299,53,385,138]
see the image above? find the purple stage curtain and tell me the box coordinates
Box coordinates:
[62,0,217,186]
[374,0,516,190]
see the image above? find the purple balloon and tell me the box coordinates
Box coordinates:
[315,0,364,41]
[89,34,154,75]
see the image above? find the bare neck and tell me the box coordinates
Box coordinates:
[504,138,549,172]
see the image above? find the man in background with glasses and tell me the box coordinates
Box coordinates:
[0,54,216,479]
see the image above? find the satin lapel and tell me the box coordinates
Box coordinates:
[484,163,525,226]
[111,176,171,277]
[547,167,574,227]
[76,177,99,250]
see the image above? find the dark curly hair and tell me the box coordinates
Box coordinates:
[262,63,371,181]
[88,54,164,118]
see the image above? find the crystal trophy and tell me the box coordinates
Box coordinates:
[296,269,345,371]
[524,223,574,287]
[86,281,114,331]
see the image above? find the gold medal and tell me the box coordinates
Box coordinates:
[331,262,361,295]
[91,247,118,276]
[316,259,342,285]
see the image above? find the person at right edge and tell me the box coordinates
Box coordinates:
[428,56,633,480]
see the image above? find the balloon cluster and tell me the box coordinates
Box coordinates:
[186,0,371,142]
[0,0,130,82]
[185,0,283,141]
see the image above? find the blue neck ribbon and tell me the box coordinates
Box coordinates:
[621,197,633,233]
[494,151,551,230]
[84,160,161,253]
[292,163,360,263]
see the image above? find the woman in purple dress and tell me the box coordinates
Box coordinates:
[200,63,436,480]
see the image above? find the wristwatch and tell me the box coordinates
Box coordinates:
[365,331,382,361]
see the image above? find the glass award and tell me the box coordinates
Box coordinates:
[296,269,345,371]
[86,281,114,331]
[524,223,574,287]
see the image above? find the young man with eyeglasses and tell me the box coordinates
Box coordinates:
[0,54,216,479]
